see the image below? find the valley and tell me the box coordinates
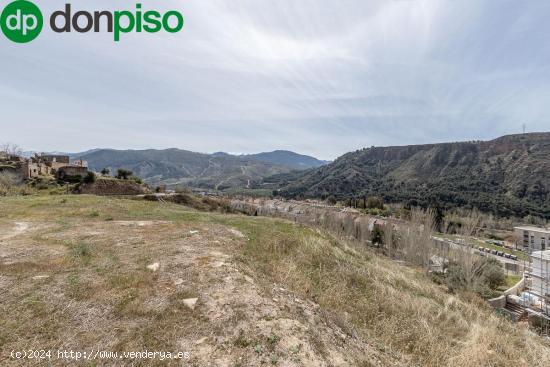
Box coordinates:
[73,149,327,190]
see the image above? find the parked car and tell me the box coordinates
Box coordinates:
[497,251,505,257]
[510,255,518,261]
[504,253,511,259]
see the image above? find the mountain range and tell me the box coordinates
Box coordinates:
[72,149,327,190]
[23,133,550,218]
[275,133,550,219]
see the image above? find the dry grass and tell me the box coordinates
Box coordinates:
[0,196,225,366]
[0,194,549,366]
[229,217,550,366]
[0,173,35,197]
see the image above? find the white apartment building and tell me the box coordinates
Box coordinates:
[530,250,550,299]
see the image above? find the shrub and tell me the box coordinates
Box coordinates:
[0,172,15,196]
[445,262,466,292]
[71,241,92,262]
[83,171,96,184]
[116,169,133,180]
[327,196,337,205]
[370,225,384,245]
[482,258,506,290]
[445,257,505,298]
[366,197,384,210]
[130,176,142,184]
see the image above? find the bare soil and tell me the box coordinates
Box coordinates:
[0,198,400,366]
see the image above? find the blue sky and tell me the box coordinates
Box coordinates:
[1,0,549,160]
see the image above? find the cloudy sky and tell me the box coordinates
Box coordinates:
[1,0,549,160]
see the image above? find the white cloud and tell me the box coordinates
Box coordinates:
[0,0,549,160]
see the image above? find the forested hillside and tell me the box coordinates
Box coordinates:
[277,133,550,218]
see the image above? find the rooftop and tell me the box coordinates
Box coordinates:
[515,226,550,233]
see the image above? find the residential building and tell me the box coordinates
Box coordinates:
[514,226,550,251]
[530,250,550,299]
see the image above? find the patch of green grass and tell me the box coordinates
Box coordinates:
[234,330,252,348]
[267,334,280,346]
[23,294,48,316]
[254,344,264,355]
[505,274,522,288]
[71,241,92,260]
[289,345,301,354]
[68,273,79,287]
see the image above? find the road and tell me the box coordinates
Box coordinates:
[432,236,522,268]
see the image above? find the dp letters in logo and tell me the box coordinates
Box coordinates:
[1,0,43,43]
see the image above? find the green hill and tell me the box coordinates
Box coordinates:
[244,150,329,170]
[277,133,550,218]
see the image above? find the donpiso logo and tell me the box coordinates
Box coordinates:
[1,0,184,43]
[1,0,43,43]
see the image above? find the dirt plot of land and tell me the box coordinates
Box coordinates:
[0,196,397,366]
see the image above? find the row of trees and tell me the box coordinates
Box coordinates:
[236,198,506,298]
[98,168,141,183]
[0,143,23,157]
[374,209,506,297]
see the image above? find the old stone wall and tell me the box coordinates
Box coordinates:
[78,179,149,196]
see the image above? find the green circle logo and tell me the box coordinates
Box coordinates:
[1,0,43,43]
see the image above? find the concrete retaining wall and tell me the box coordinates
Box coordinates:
[488,276,526,309]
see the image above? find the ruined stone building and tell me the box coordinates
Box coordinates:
[20,154,89,180]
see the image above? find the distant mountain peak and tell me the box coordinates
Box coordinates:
[58,147,327,191]
[243,150,329,170]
